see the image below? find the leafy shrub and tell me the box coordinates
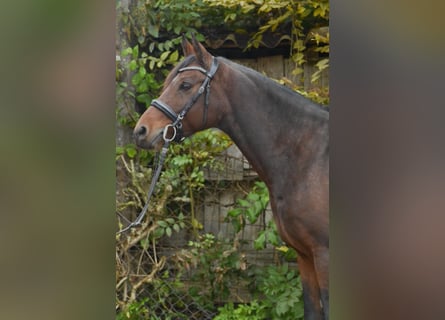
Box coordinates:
[174,233,249,308]
[214,301,266,320]
[255,264,304,319]
[117,299,149,320]
[214,264,304,320]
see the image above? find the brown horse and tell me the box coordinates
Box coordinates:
[134,37,329,320]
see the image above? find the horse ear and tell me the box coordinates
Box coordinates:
[181,35,194,56]
[191,34,212,69]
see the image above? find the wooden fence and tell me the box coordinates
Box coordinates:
[234,55,329,91]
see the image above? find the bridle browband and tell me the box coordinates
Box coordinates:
[151,56,219,142]
[117,56,219,234]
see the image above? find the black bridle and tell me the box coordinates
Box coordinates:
[117,56,219,234]
[151,56,219,142]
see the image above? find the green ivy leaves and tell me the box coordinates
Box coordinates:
[214,264,304,320]
[256,264,304,319]
[154,214,186,239]
[227,181,270,233]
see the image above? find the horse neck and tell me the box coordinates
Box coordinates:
[217,60,329,187]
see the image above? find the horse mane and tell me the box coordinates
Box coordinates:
[219,57,329,114]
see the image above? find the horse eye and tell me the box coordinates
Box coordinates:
[179,82,192,91]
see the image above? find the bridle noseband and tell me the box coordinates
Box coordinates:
[151,56,219,142]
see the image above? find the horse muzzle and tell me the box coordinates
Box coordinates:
[133,125,164,150]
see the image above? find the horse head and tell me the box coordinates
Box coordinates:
[133,36,225,150]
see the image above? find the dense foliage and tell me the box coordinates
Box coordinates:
[116,0,328,318]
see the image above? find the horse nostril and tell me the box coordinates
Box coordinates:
[134,125,147,139]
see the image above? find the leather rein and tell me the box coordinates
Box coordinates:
[117,56,219,234]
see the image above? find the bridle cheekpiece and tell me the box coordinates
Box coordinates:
[151,56,219,142]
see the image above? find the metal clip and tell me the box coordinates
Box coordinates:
[163,124,177,142]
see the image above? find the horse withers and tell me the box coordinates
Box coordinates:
[134,36,329,320]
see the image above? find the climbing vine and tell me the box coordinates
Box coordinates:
[204,0,329,84]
